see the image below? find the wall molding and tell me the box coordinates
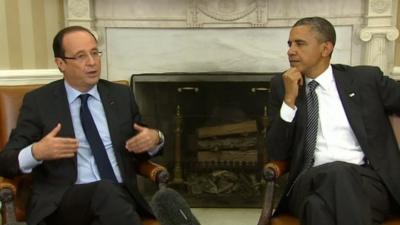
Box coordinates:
[0,69,63,85]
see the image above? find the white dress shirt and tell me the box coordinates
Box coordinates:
[280,65,365,167]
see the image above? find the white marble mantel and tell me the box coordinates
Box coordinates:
[88,0,378,80]
[1,0,398,85]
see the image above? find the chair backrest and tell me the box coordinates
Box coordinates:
[0,84,43,149]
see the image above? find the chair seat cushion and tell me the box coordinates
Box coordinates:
[383,217,400,225]
[142,218,160,225]
[271,214,299,225]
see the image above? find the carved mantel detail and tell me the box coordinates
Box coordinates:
[360,27,399,42]
[64,0,96,32]
[370,0,390,14]
[359,0,399,75]
[67,0,90,18]
[187,0,267,27]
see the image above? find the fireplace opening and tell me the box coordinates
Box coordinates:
[131,72,274,207]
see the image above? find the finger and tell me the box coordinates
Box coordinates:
[298,76,304,86]
[125,135,137,147]
[58,137,79,145]
[126,138,147,153]
[47,123,62,138]
[57,146,78,155]
[56,151,76,159]
[128,144,147,153]
[53,138,79,149]
[57,142,79,152]
[133,123,145,132]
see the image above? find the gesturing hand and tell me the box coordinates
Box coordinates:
[125,123,160,153]
[32,123,79,161]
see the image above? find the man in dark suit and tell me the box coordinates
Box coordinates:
[267,17,400,225]
[0,26,164,225]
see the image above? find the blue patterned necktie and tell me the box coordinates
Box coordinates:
[79,94,118,182]
[303,80,319,169]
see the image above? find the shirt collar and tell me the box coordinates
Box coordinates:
[305,65,333,91]
[64,81,100,104]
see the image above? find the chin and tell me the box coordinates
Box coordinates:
[290,64,303,72]
[87,74,100,81]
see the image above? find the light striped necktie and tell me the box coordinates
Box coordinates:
[303,80,319,170]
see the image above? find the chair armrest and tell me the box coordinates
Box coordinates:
[257,160,289,225]
[137,161,170,188]
[0,176,31,224]
[263,160,290,180]
[0,177,17,196]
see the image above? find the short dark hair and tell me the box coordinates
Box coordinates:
[52,26,97,58]
[293,17,336,46]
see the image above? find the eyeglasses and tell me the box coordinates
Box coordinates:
[62,50,103,63]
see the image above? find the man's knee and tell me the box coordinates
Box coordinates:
[90,181,140,223]
[91,180,131,207]
[301,195,335,225]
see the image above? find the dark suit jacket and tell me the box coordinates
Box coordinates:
[0,79,156,225]
[267,64,400,214]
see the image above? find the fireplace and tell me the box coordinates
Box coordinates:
[132,72,275,207]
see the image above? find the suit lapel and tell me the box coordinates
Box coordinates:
[52,80,78,167]
[97,81,121,147]
[53,81,75,138]
[97,81,127,177]
[333,66,368,148]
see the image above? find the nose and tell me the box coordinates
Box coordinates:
[287,45,296,56]
[86,54,96,65]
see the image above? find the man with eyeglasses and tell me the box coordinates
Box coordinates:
[0,26,164,225]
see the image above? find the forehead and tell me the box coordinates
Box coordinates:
[62,31,97,54]
[289,25,319,41]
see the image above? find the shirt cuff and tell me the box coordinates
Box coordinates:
[18,144,43,173]
[280,102,297,122]
[148,139,164,156]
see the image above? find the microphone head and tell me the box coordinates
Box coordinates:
[151,187,201,225]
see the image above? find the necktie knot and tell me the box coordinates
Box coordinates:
[308,80,319,93]
[79,94,90,104]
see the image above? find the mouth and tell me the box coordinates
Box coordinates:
[289,59,301,66]
[86,70,99,78]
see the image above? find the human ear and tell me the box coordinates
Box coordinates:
[322,42,334,57]
[54,58,65,72]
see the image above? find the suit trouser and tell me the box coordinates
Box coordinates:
[45,180,143,225]
[288,161,392,225]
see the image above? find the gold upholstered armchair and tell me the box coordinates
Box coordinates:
[0,82,168,225]
[257,116,400,225]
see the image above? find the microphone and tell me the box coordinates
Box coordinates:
[151,187,201,225]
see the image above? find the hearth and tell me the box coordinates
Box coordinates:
[131,72,275,207]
